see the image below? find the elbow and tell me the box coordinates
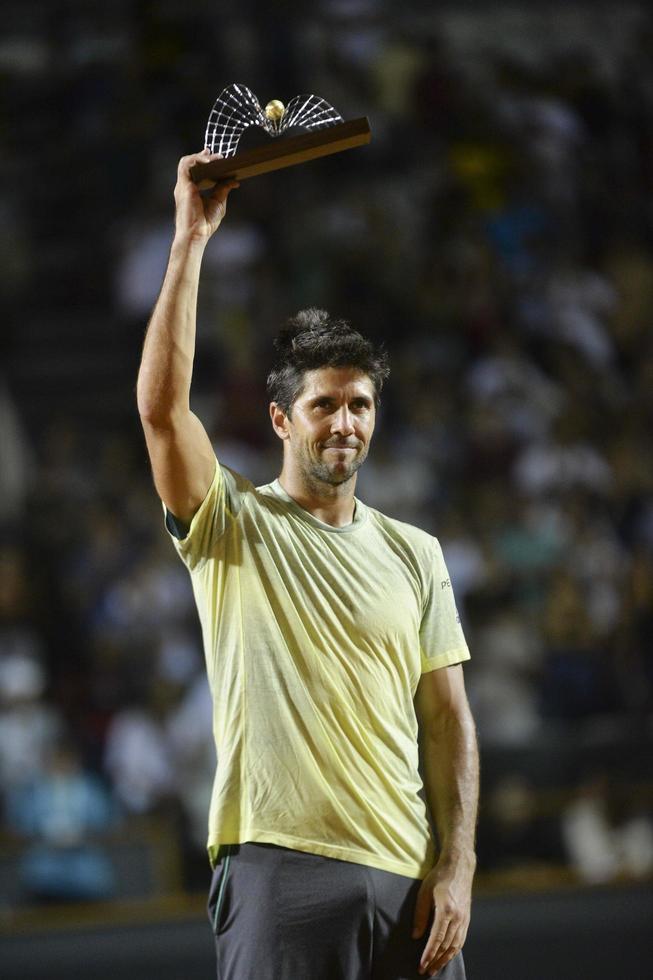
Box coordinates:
[137,393,163,427]
[136,372,156,423]
[138,398,160,426]
[138,407,176,432]
[136,378,178,429]
[137,395,176,430]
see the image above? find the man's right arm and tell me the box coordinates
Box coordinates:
[136,151,239,526]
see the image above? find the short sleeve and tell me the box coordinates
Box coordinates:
[163,457,243,571]
[419,538,470,673]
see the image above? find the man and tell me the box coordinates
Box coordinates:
[137,149,479,980]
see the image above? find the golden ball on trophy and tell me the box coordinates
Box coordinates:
[265,99,285,121]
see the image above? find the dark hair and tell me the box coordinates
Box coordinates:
[266,308,390,415]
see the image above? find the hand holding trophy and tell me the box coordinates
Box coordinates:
[190,82,371,186]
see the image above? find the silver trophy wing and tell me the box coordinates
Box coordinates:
[279,94,344,133]
[204,82,272,157]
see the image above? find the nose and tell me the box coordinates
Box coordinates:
[331,405,355,436]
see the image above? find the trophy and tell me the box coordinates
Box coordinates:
[190,82,371,186]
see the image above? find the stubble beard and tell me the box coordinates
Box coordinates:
[299,443,369,491]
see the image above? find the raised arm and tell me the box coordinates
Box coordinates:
[412,664,479,977]
[136,151,239,524]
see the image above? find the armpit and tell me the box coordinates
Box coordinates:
[165,509,190,540]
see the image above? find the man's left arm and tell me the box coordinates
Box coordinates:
[412,663,479,977]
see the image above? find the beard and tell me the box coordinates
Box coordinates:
[298,442,369,489]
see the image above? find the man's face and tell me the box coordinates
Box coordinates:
[272,367,376,488]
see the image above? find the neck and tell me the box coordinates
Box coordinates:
[278,465,357,528]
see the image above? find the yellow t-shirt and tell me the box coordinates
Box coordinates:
[165,458,470,880]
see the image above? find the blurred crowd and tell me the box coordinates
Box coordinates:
[2,0,653,901]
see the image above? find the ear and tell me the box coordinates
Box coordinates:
[269,402,291,441]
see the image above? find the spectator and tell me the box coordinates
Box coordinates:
[6,739,117,902]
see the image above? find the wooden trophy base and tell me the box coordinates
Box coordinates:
[190,117,371,185]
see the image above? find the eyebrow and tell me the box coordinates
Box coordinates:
[309,393,373,404]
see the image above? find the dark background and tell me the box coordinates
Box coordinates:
[1,1,652,976]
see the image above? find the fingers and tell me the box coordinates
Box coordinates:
[176,150,236,195]
[420,922,460,976]
[177,148,221,181]
[419,904,452,974]
[419,905,469,977]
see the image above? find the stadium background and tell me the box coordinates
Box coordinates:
[1,1,652,976]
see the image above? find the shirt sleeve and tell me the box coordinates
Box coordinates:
[162,457,243,571]
[419,538,471,673]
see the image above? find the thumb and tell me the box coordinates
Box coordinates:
[412,881,433,939]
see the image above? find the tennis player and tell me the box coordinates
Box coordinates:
[137,150,479,980]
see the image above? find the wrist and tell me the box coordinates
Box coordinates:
[436,845,476,872]
[167,235,208,283]
[171,232,208,258]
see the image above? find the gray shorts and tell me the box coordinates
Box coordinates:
[207,842,466,980]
